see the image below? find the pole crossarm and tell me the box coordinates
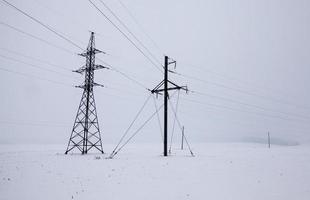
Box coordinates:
[151,86,187,93]
[151,79,187,94]
[151,57,187,95]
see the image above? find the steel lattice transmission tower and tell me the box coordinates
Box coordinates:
[65,32,107,154]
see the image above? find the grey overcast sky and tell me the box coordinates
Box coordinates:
[0,0,309,145]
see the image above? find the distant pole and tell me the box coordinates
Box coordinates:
[181,126,184,150]
[268,132,271,148]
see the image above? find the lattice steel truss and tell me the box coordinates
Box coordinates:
[65,32,106,154]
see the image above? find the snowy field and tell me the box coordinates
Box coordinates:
[0,143,310,200]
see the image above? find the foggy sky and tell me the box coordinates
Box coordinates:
[0,0,310,146]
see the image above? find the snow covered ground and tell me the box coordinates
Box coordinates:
[0,143,310,200]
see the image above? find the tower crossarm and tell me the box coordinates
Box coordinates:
[73,65,86,74]
[78,48,105,57]
[73,64,108,74]
[75,82,104,89]
[94,64,109,70]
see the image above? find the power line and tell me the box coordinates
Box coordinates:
[1,0,157,98]
[189,90,310,120]
[1,62,157,105]
[104,84,144,96]
[31,0,114,45]
[98,0,163,67]
[116,0,164,55]
[181,97,310,123]
[178,61,291,97]
[173,109,310,136]
[31,0,90,33]
[176,71,310,111]
[1,0,83,50]
[0,47,73,72]
[0,54,78,80]
[0,120,71,127]
[1,21,149,92]
[175,101,310,136]
[96,57,149,91]
[0,21,74,54]
[88,0,163,73]
[177,99,310,130]
[0,66,73,87]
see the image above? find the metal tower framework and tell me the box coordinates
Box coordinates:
[65,32,107,154]
[151,56,188,156]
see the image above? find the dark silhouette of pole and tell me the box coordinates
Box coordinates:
[164,56,168,156]
[181,126,184,150]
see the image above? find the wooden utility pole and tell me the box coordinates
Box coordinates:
[151,56,187,156]
[163,56,168,156]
